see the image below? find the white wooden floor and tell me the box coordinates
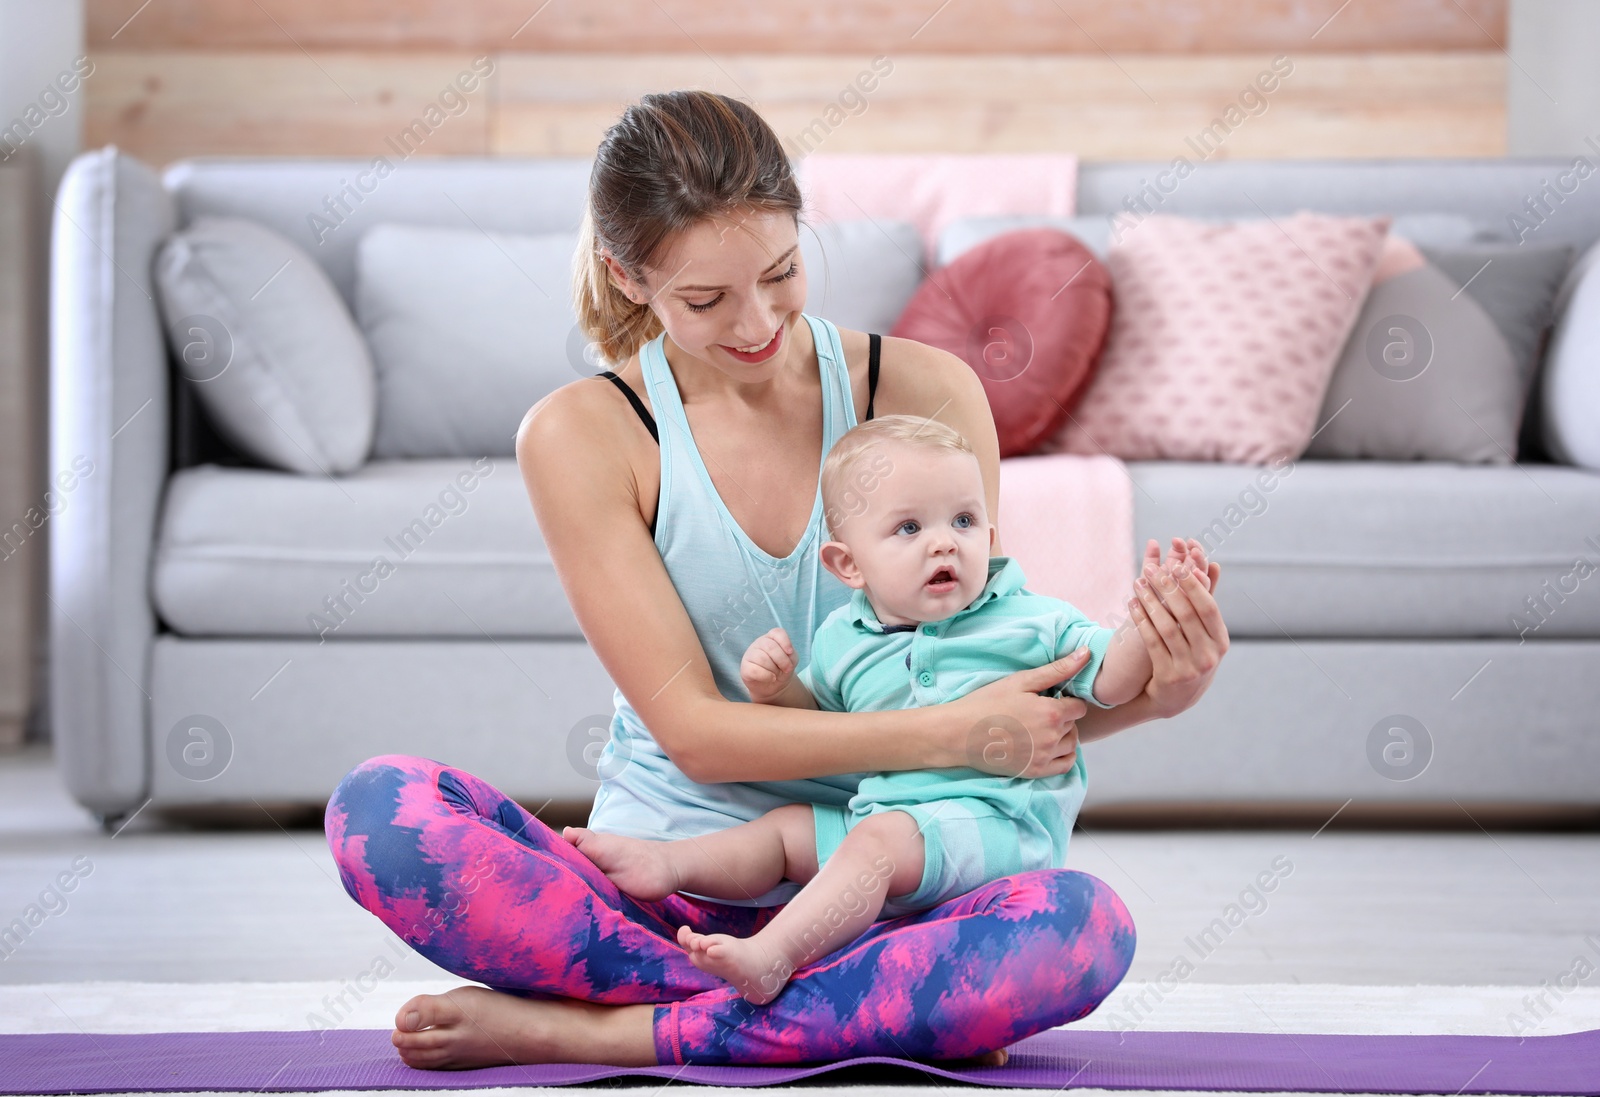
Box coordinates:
[3,742,1597,988]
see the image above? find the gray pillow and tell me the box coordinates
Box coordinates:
[939,215,1112,266]
[356,224,582,458]
[937,212,1501,266]
[1305,242,1572,463]
[800,218,924,334]
[354,219,925,459]
[1535,239,1600,469]
[154,216,376,474]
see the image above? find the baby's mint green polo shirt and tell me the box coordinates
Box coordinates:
[795,554,1118,914]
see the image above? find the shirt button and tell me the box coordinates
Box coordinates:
[921,625,937,636]
[918,670,934,687]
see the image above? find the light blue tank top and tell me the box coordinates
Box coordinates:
[587,313,867,905]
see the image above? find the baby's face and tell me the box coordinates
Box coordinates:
[829,441,994,627]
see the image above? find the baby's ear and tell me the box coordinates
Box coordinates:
[819,540,864,588]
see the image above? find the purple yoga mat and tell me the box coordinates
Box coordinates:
[3,1025,1597,1094]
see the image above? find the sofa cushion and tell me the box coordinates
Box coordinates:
[798,153,1078,264]
[937,212,1500,266]
[1132,459,1600,640]
[153,216,377,474]
[357,224,582,459]
[154,455,1600,644]
[152,458,581,639]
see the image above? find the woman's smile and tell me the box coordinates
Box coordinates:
[718,322,784,363]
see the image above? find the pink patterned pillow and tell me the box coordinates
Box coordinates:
[1038,212,1391,463]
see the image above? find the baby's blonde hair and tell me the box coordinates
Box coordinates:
[820,414,974,537]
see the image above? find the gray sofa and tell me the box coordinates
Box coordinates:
[49,148,1600,830]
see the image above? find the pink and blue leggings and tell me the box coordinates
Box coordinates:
[323,754,1137,1065]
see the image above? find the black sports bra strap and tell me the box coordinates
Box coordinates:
[866,333,881,421]
[597,370,658,444]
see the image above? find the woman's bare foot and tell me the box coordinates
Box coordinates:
[393,983,1008,1070]
[677,925,794,1005]
[562,826,681,900]
[391,985,657,1069]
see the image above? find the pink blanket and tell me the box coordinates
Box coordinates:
[998,453,1135,628]
[795,153,1079,264]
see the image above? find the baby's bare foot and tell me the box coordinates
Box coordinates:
[562,826,680,900]
[677,925,793,1005]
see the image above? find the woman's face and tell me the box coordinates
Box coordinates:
[609,206,808,377]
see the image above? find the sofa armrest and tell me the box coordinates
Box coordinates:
[49,146,175,819]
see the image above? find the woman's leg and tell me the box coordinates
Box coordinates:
[323,754,771,1004]
[327,755,1133,1068]
[655,867,1136,1065]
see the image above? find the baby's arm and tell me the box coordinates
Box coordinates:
[740,627,819,710]
[1090,617,1155,707]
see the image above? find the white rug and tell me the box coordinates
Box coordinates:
[6,979,1600,1036]
[5,981,1598,1097]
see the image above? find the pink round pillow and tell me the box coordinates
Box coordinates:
[890,228,1113,457]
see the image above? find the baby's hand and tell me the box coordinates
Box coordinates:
[1143,537,1217,593]
[741,627,798,704]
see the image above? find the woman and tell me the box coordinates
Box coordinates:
[324,90,1229,1070]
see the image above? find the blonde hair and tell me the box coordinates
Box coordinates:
[820,415,974,536]
[572,90,804,366]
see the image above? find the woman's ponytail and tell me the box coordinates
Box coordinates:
[572,207,662,367]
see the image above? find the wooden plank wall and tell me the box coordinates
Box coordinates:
[84,0,1508,165]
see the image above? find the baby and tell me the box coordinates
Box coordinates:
[564,414,1210,1003]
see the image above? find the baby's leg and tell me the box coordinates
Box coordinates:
[564,802,817,903]
[679,809,925,1004]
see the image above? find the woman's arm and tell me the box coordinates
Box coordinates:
[516,377,966,784]
[1076,692,1164,743]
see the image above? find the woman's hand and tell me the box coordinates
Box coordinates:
[1127,548,1229,719]
[947,647,1094,779]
